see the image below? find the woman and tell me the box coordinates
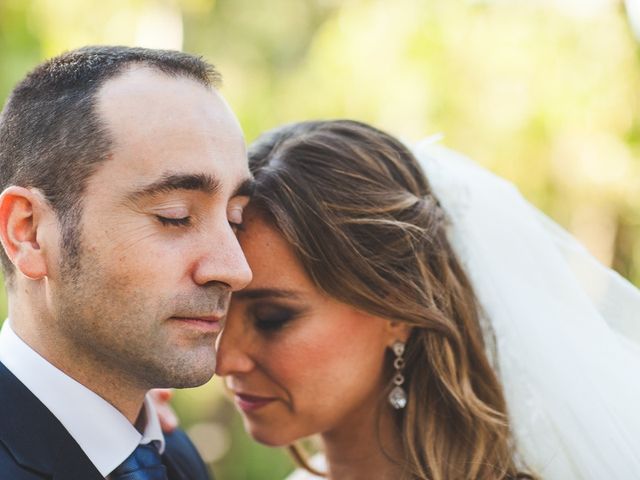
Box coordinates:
[159,120,640,479]
[216,119,521,480]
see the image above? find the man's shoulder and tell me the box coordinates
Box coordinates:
[163,429,212,480]
[0,440,47,479]
[0,363,50,478]
[0,360,103,479]
[0,360,55,439]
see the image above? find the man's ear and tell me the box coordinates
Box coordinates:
[385,319,412,346]
[0,186,51,280]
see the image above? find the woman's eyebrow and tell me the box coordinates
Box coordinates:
[233,288,303,300]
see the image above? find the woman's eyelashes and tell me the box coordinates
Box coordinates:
[250,304,300,332]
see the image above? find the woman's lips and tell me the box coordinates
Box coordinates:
[234,393,276,412]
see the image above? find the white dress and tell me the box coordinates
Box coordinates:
[285,454,326,480]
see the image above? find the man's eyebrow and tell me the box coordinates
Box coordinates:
[233,288,302,301]
[127,172,221,201]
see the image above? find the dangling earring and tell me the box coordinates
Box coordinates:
[388,341,407,409]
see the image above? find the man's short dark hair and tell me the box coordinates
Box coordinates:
[0,45,221,281]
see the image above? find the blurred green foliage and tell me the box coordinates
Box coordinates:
[0,0,639,478]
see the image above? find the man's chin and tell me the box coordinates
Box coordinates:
[150,353,217,389]
[157,370,216,389]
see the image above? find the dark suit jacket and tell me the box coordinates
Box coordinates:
[0,361,211,479]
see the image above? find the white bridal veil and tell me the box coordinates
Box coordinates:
[412,139,640,479]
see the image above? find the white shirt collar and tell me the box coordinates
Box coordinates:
[0,320,165,477]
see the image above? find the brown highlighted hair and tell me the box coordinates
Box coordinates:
[248,120,533,480]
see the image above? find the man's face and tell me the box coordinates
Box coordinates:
[47,66,252,390]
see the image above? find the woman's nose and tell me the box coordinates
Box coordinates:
[215,315,255,376]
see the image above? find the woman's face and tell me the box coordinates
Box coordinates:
[215,212,396,446]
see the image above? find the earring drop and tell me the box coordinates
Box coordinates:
[388,341,407,409]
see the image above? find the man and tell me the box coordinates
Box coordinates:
[0,46,253,479]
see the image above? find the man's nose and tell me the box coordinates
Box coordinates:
[193,222,252,291]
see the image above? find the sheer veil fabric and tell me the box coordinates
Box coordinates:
[414,139,640,479]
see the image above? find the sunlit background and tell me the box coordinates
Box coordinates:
[1,0,639,478]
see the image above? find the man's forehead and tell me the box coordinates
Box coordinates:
[97,64,208,99]
[89,65,249,196]
[96,66,219,125]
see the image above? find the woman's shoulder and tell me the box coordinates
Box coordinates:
[284,454,326,480]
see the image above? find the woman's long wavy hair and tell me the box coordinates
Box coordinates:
[247,120,532,480]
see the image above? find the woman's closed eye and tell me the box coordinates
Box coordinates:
[250,304,299,332]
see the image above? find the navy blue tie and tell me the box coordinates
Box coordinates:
[111,443,168,480]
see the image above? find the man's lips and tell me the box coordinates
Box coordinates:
[234,392,277,412]
[170,315,223,333]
